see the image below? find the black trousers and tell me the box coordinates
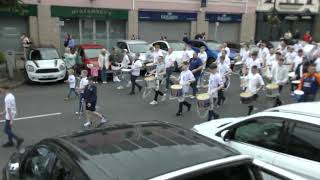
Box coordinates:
[274,85,283,107]
[248,94,258,115]
[154,90,164,101]
[178,101,191,113]
[130,75,142,93]
[217,89,226,105]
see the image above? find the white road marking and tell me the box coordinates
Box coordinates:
[0,112,62,123]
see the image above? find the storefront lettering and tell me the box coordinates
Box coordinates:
[217,14,232,22]
[161,12,179,20]
[0,5,37,16]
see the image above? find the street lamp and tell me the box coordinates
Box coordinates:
[267,0,281,40]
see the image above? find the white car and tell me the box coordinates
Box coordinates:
[193,102,320,180]
[25,47,66,83]
[116,40,149,63]
[151,40,194,67]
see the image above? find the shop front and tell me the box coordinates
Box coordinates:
[206,13,242,43]
[256,12,315,41]
[138,11,197,43]
[51,6,128,51]
[0,5,37,52]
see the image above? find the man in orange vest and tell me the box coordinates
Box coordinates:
[298,63,320,102]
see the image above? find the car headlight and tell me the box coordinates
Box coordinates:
[59,64,66,71]
[27,65,35,72]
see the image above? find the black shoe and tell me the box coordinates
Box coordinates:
[16,138,24,148]
[2,142,14,148]
[187,104,191,112]
[176,112,182,116]
[129,92,135,95]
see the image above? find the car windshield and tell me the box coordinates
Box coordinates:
[84,49,102,59]
[39,49,60,60]
[128,43,149,53]
[168,42,185,51]
[206,42,220,50]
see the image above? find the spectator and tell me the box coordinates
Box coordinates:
[303,31,312,43]
[64,33,71,47]
[98,48,109,84]
[63,47,76,70]
[67,35,76,50]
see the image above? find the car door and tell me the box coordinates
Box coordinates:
[223,117,289,165]
[272,121,320,179]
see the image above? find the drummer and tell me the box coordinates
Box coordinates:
[149,55,167,105]
[176,61,195,116]
[245,65,265,115]
[116,49,131,89]
[297,63,320,102]
[217,55,232,106]
[269,57,288,107]
[165,48,176,90]
[207,64,224,121]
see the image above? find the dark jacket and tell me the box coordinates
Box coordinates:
[295,60,310,80]
[84,84,97,103]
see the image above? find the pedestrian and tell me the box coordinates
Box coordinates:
[150,55,167,105]
[217,55,232,106]
[222,43,230,57]
[146,47,155,63]
[121,49,131,69]
[83,77,108,128]
[165,48,175,90]
[297,63,320,102]
[89,64,99,84]
[245,65,265,115]
[64,33,71,47]
[67,35,76,51]
[0,87,24,148]
[269,58,288,107]
[198,46,208,67]
[207,64,223,121]
[76,70,88,115]
[63,47,76,70]
[98,48,109,84]
[129,53,143,95]
[109,47,121,83]
[64,69,78,101]
[182,46,191,62]
[217,49,231,67]
[176,61,195,116]
[258,42,270,65]
[153,44,164,63]
[20,33,31,60]
[189,52,203,98]
[293,29,301,39]
[303,31,312,43]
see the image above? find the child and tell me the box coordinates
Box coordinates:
[150,55,166,105]
[89,64,99,84]
[76,70,88,115]
[64,69,78,101]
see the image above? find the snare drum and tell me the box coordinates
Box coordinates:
[294,90,304,102]
[266,83,279,98]
[288,72,295,79]
[291,80,300,89]
[111,65,121,71]
[144,76,156,89]
[171,85,183,97]
[234,61,243,72]
[196,93,211,109]
[121,68,131,73]
[240,92,254,104]
[240,76,248,88]
[146,63,156,72]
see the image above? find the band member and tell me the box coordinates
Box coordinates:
[129,53,143,95]
[243,51,261,75]
[258,42,270,65]
[76,70,88,115]
[176,61,195,116]
[165,48,175,90]
[150,56,166,105]
[217,49,231,67]
[198,46,208,67]
[269,58,288,107]
[153,44,165,63]
[245,65,265,115]
[285,46,297,71]
[189,52,203,98]
[297,63,320,102]
[207,64,224,121]
[83,77,107,127]
[217,55,232,106]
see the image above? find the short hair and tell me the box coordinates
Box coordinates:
[251,51,258,56]
[252,65,258,70]
[278,58,285,62]
[68,69,74,74]
[81,70,88,76]
[220,55,226,60]
[209,63,217,70]
[182,61,189,66]
[275,52,282,56]
[298,49,304,53]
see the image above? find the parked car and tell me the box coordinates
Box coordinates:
[24,46,66,83]
[192,102,320,180]
[116,40,149,63]
[3,121,307,180]
[151,40,194,68]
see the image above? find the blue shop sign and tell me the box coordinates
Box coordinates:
[139,11,197,21]
[206,13,242,22]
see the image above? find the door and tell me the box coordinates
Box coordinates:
[224,117,288,164]
[272,122,320,179]
[209,23,240,42]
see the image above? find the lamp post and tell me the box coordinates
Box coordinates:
[268,0,280,40]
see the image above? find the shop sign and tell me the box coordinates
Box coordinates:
[51,6,128,20]
[206,13,242,22]
[0,4,37,16]
[139,11,197,21]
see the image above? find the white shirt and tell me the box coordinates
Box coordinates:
[258,47,270,60]
[155,62,166,79]
[241,50,250,62]
[98,54,109,69]
[5,93,17,120]
[224,47,230,57]
[68,75,76,88]
[182,51,191,61]
[293,56,303,72]
[217,53,231,67]
[131,59,142,76]
[246,58,262,69]
[315,58,320,73]
[198,52,208,65]
[266,54,276,67]
[285,51,297,65]
[153,50,164,63]
[246,73,265,95]
[271,64,288,85]
[79,77,88,93]
[218,62,231,82]
[208,73,223,98]
[179,70,195,93]
[294,43,303,52]
[165,53,175,68]
[121,55,130,68]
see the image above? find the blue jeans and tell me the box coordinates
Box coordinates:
[101,68,107,82]
[4,120,18,143]
[67,88,78,98]
[78,93,85,113]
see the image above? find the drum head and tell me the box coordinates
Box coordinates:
[235,61,243,65]
[121,69,131,72]
[294,90,304,95]
[266,83,279,89]
[240,92,253,98]
[292,80,300,84]
[146,63,154,67]
[171,84,182,89]
[145,76,155,81]
[197,93,209,100]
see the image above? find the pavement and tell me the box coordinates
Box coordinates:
[0,74,309,177]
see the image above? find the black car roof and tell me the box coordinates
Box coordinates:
[59,121,238,180]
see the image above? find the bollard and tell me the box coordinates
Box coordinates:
[6,50,14,79]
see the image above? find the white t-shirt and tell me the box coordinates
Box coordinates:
[285,51,297,65]
[5,93,17,120]
[208,73,223,98]
[121,55,130,68]
[224,47,230,57]
[315,58,320,73]
[68,75,76,88]
[246,58,262,69]
[241,50,250,62]
[217,53,231,67]
[246,73,265,95]
[79,77,88,93]
[153,50,164,63]
[218,62,231,82]
[131,59,142,76]
[182,51,191,61]
[198,52,208,65]
[271,64,288,85]
[155,63,166,79]
[179,70,195,93]
[266,54,276,67]
[293,56,303,72]
[165,53,175,68]
[258,47,270,60]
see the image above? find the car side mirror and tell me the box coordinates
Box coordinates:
[221,130,232,142]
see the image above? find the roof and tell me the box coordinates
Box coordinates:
[61,121,238,180]
[78,44,105,49]
[266,102,320,118]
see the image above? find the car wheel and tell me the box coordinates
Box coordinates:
[24,69,33,84]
